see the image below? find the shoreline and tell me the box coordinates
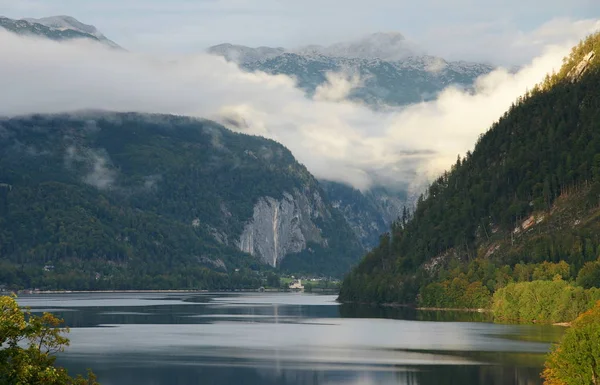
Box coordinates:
[337,300,489,313]
[415,306,490,313]
[8,288,340,295]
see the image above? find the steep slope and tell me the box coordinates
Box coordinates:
[339,33,600,305]
[0,113,361,290]
[0,15,120,48]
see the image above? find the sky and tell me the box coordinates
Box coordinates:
[1,0,599,64]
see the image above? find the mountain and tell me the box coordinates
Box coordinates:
[208,35,494,246]
[0,15,120,48]
[338,33,600,306]
[208,33,494,107]
[320,182,408,248]
[0,112,361,290]
[244,53,493,107]
[214,32,418,64]
[296,32,417,61]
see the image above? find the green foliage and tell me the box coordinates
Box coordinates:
[340,32,600,305]
[576,260,600,289]
[420,275,491,309]
[542,301,600,385]
[532,261,571,281]
[0,295,99,385]
[265,273,280,288]
[0,113,361,290]
[492,280,600,324]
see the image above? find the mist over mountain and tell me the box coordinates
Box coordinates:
[208,32,495,239]
[208,33,494,107]
[0,16,584,259]
[208,43,285,64]
[295,32,418,61]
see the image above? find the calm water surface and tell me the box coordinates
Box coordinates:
[17,292,564,385]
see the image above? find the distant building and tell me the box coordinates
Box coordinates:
[289,279,304,291]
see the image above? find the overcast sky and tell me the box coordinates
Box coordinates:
[1,0,599,64]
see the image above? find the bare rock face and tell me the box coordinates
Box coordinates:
[238,189,326,267]
[568,51,595,82]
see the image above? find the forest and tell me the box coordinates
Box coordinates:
[339,33,600,319]
[0,113,360,290]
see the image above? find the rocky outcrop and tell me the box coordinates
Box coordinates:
[568,51,595,82]
[238,190,326,267]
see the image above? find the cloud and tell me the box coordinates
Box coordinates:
[84,152,116,189]
[0,22,595,193]
[313,72,363,102]
[64,145,116,189]
[422,18,600,64]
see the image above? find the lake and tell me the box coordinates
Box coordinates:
[17,292,564,385]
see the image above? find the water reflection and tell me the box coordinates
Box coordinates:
[61,357,543,385]
[339,303,493,323]
[17,293,561,385]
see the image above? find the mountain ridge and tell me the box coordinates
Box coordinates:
[0,15,120,48]
[0,112,362,290]
[338,32,600,306]
[209,32,420,63]
[208,41,495,107]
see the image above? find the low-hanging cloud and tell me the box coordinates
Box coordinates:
[64,145,117,189]
[313,72,363,103]
[0,22,596,193]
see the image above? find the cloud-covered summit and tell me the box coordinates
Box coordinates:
[295,32,419,61]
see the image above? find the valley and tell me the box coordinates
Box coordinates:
[1,7,600,385]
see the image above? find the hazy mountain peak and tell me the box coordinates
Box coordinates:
[296,32,419,61]
[25,15,100,36]
[1,15,122,48]
[208,43,285,63]
[208,31,419,64]
[357,31,406,44]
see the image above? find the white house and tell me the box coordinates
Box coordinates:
[289,279,304,290]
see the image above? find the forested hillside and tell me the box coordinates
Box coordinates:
[0,113,361,290]
[339,33,600,307]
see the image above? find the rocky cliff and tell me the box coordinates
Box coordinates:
[238,190,327,267]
